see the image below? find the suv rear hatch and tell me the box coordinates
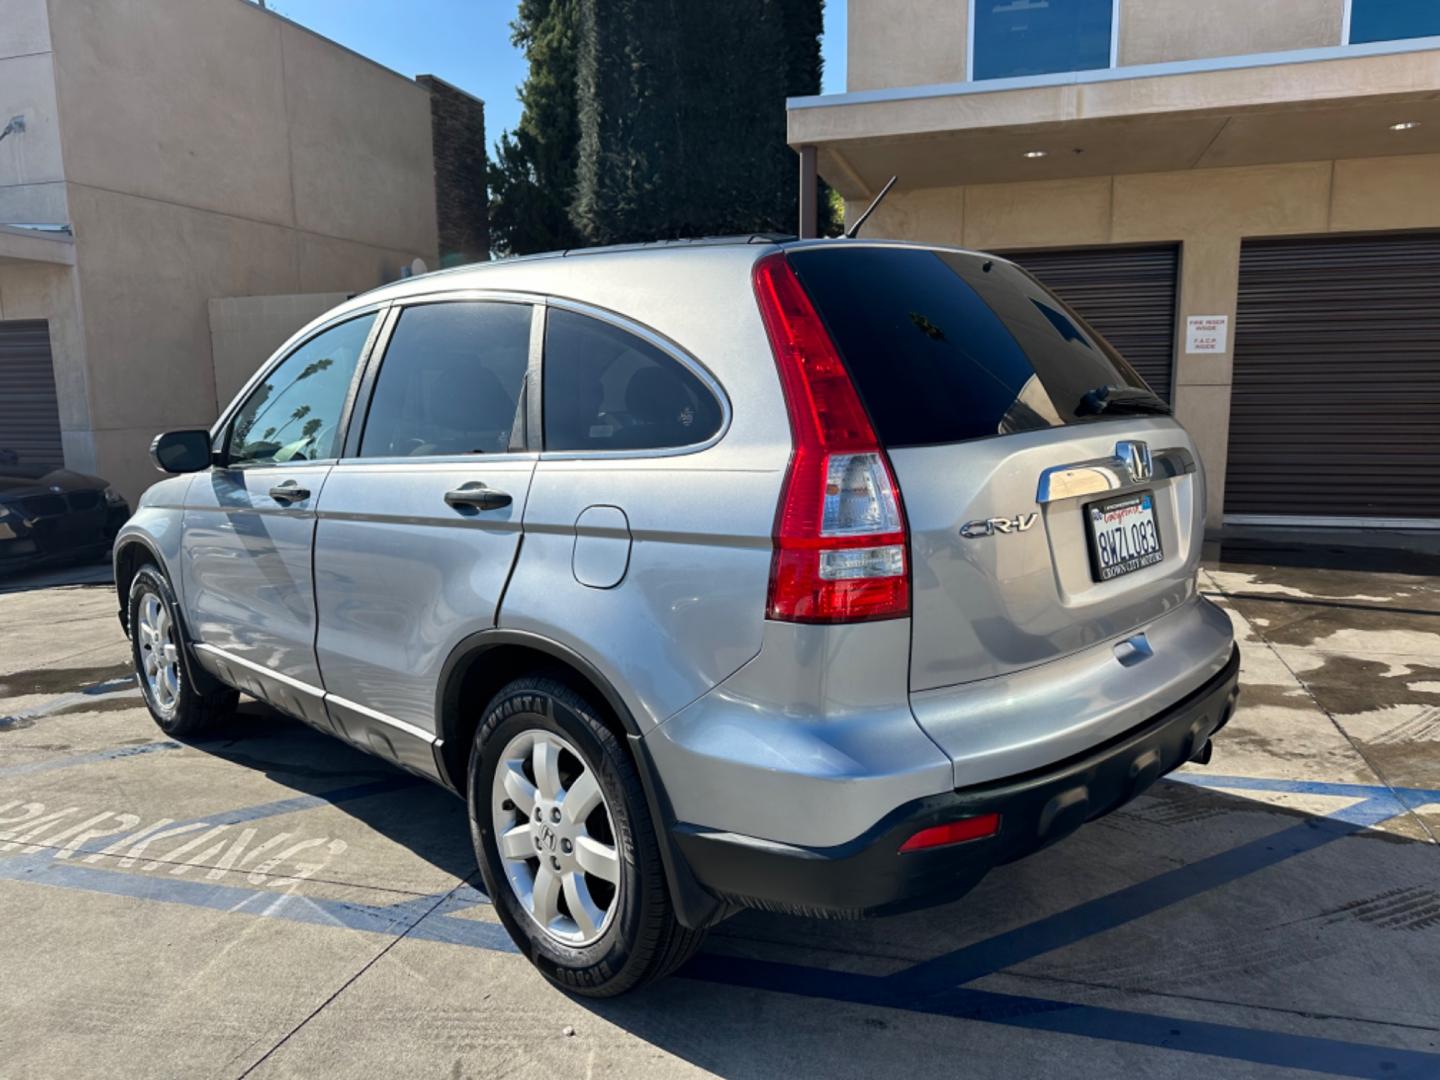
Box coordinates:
[785,244,1202,693]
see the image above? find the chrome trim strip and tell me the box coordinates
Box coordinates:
[193,644,326,699]
[326,693,438,745]
[193,645,439,744]
[1036,447,1194,505]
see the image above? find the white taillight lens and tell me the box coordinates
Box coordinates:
[822,452,902,537]
[818,544,906,581]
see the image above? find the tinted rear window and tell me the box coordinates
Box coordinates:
[787,247,1163,447]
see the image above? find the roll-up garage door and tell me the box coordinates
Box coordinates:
[1226,234,1440,523]
[0,320,63,471]
[1008,245,1179,402]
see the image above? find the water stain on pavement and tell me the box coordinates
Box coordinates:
[1289,655,1440,715]
[0,662,135,698]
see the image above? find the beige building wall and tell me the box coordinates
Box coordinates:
[25,0,440,502]
[1119,0,1344,66]
[0,0,93,476]
[846,152,1440,527]
[847,0,967,91]
[845,0,1350,93]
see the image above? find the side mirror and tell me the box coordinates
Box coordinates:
[150,429,214,474]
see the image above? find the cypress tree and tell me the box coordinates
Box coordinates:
[488,0,586,255]
[571,0,825,245]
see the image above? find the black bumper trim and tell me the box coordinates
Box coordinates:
[672,645,1241,919]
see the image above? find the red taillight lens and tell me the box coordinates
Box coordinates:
[899,814,1001,853]
[753,252,910,624]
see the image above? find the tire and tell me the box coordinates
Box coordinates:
[128,563,237,737]
[469,676,704,996]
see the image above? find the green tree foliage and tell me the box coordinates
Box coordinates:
[571,0,830,245]
[488,0,586,255]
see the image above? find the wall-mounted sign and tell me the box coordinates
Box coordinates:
[1185,314,1228,354]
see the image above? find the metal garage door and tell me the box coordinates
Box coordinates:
[0,320,63,471]
[1226,234,1440,523]
[1008,245,1179,402]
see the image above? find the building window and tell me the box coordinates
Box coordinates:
[970,0,1117,82]
[1347,0,1440,45]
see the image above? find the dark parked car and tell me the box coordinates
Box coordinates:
[0,448,130,574]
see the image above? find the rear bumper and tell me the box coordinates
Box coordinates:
[672,644,1240,918]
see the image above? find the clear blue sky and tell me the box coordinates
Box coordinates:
[263,0,847,150]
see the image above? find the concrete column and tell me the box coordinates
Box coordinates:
[1170,234,1241,530]
[798,145,818,239]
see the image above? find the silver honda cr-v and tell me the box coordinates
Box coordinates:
[117,238,1239,995]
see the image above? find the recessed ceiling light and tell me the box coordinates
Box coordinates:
[1389,121,1422,131]
[1023,149,1048,159]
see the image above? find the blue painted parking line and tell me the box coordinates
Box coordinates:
[686,954,1440,1080]
[1178,772,1440,815]
[0,741,181,778]
[0,852,517,953]
[1,763,1435,1076]
[889,796,1394,998]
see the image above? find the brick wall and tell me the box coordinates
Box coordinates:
[417,75,489,266]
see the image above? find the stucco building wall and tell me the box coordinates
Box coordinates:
[31,0,440,501]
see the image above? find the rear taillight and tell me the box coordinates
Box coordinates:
[753,252,910,624]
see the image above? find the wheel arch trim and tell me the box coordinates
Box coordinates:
[435,628,644,756]
[434,627,729,930]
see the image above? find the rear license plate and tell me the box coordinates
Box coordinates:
[1085,491,1163,582]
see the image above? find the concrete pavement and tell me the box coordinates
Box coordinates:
[0,553,1436,1079]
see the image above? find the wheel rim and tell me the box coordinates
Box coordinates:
[490,729,621,947]
[136,591,181,715]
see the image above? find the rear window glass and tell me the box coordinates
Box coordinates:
[543,309,723,453]
[786,247,1165,447]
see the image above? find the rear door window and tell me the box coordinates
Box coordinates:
[542,309,723,452]
[786,246,1165,448]
[359,301,531,457]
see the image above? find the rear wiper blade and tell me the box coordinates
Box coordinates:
[1077,385,1170,416]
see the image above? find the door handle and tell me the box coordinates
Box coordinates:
[444,483,512,512]
[269,481,311,503]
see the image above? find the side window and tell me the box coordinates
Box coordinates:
[359,302,531,457]
[542,309,723,453]
[972,0,1114,81]
[227,313,375,468]
[1349,0,1440,44]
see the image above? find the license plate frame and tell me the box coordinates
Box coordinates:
[1085,490,1164,583]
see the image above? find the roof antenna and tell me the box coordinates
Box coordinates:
[845,175,897,239]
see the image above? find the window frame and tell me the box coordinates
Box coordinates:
[535,297,732,460]
[342,292,542,463]
[967,0,1121,83]
[212,305,388,471]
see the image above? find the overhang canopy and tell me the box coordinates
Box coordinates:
[787,40,1440,198]
[0,224,75,268]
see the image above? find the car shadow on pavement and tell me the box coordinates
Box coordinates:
[172,700,1440,1078]
[186,699,477,885]
[0,561,114,595]
[567,781,1440,1080]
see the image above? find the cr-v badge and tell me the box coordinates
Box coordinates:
[960,513,1038,539]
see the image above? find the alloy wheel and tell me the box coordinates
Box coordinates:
[137,591,181,715]
[490,728,621,947]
